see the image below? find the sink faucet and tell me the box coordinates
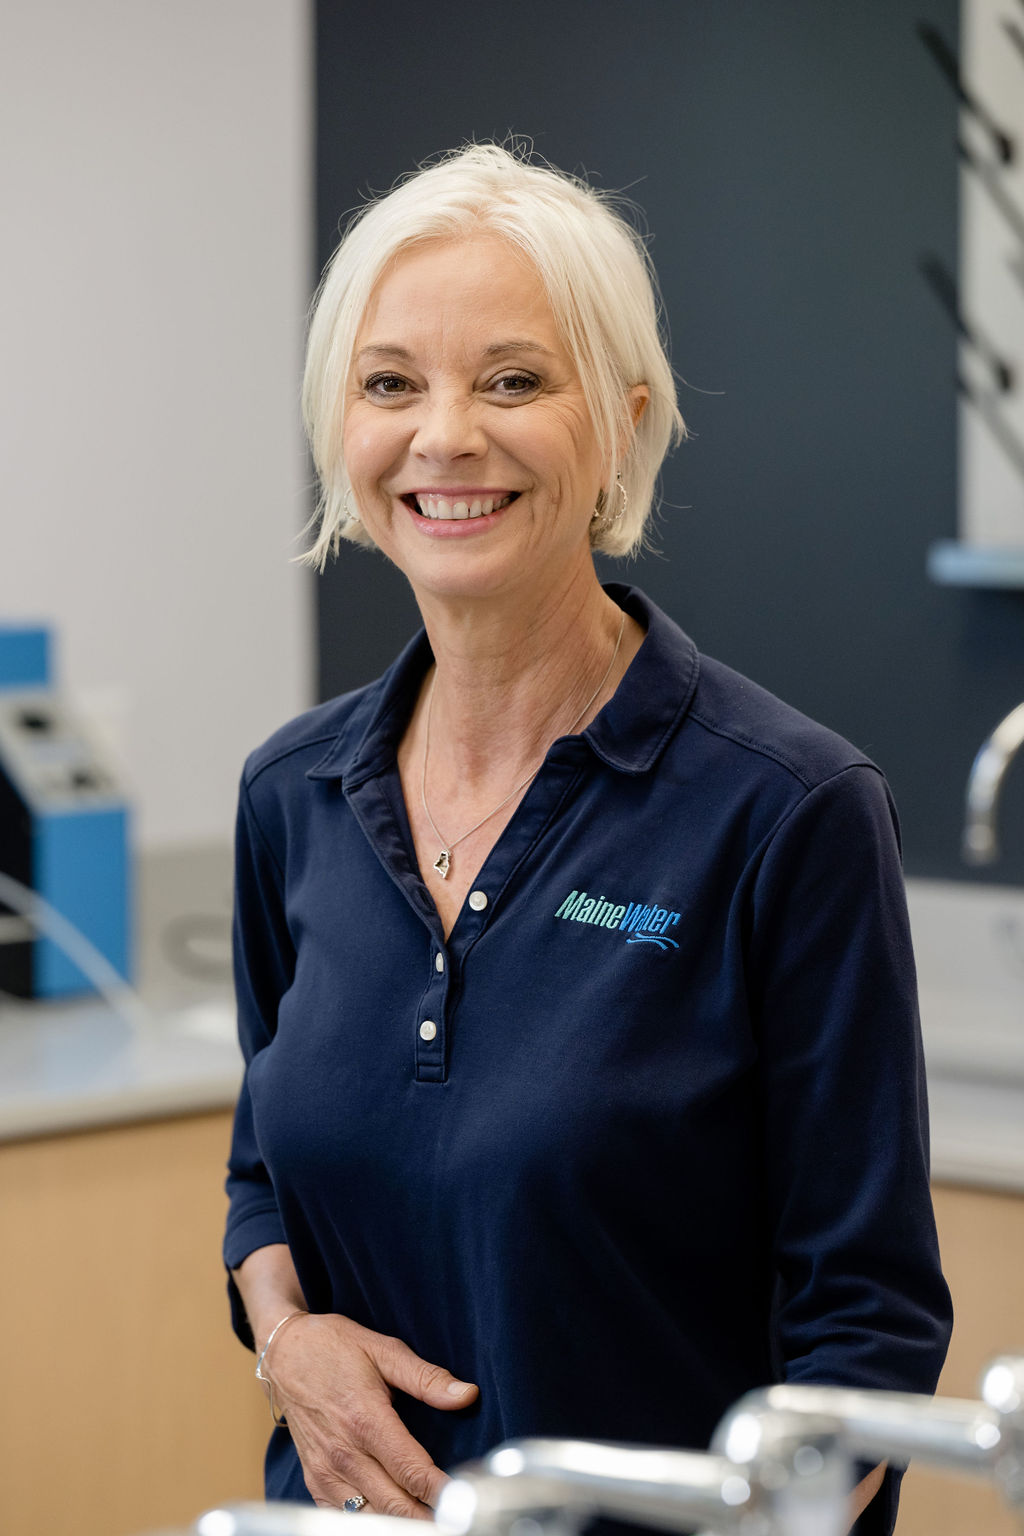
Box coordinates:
[964,703,1024,864]
[712,1356,1024,1510]
[191,1357,1024,1536]
[438,1424,851,1536]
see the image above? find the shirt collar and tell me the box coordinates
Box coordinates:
[306,583,700,785]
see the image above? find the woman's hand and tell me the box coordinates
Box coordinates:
[234,1246,476,1517]
[261,1310,478,1517]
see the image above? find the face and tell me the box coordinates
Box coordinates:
[342,235,616,610]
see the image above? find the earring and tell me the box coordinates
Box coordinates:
[344,488,360,523]
[591,475,627,529]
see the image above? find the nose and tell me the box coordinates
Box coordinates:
[411,391,487,464]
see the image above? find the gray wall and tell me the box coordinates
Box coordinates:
[314,0,1024,886]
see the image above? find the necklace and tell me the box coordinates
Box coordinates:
[420,611,627,880]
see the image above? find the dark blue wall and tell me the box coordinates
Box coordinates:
[313,0,1024,886]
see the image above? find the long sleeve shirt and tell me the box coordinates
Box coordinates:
[224,583,952,1532]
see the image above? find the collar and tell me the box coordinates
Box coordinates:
[306,583,700,786]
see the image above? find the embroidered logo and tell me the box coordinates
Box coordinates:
[553,889,681,950]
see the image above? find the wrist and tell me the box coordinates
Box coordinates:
[231,1245,307,1351]
[254,1305,307,1357]
[254,1309,308,1425]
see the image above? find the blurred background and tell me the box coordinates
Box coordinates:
[1,2,1022,1534]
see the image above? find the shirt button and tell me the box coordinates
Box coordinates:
[468,890,488,911]
[419,1020,437,1042]
[435,953,444,973]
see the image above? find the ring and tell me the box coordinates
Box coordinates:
[344,1496,367,1513]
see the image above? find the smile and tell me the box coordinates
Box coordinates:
[402,492,518,521]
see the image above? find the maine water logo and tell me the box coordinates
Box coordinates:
[553,889,681,950]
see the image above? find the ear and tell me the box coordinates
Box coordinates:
[598,387,652,486]
[628,385,651,429]
[617,385,650,456]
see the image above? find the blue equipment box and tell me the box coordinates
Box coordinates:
[0,677,133,999]
[0,625,50,689]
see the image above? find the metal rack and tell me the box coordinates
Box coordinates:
[920,5,1024,587]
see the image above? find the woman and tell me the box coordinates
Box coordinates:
[224,143,951,1534]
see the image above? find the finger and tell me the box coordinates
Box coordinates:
[302,1448,399,1517]
[313,1493,370,1514]
[295,1397,441,1516]
[320,1446,434,1521]
[361,1406,453,1509]
[371,1331,479,1411]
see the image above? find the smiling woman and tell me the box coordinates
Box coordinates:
[340,235,646,610]
[301,145,683,565]
[223,143,952,1536]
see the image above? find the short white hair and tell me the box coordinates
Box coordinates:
[301,142,686,566]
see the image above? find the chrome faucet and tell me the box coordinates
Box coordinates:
[964,703,1024,863]
[438,1424,851,1536]
[712,1355,1024,1510]
[191,1431,854,1536]
[191,1357,1024,1536]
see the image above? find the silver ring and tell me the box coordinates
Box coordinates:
[344,1496,367,1513]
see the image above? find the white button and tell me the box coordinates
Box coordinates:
[435,952,444,973]
[468,890,488,911]
[419,1020,437,1041]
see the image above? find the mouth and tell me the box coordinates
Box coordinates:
[401,492,519,522]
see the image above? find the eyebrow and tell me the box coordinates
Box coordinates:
[483,340,557,358]
[355,345,415,363]
[355,340,558,363]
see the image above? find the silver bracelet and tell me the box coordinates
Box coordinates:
[255,1309,307,1424]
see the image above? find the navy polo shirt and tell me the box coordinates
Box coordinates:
[224,584,951,1530]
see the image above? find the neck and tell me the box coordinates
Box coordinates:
[415,569,630,784]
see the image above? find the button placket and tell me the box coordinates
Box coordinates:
[415,942,449,1082]
[415,890,490,1081]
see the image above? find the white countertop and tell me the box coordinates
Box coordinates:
[0,996,242,1141]
[908,878,1024,1194]
[1,860,1022,1196]
[0,843,242,1142]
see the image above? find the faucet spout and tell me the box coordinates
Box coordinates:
[964,702,1024,864]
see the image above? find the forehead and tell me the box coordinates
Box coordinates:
[355,235,562,353]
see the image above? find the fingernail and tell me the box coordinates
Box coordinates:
[447,1379,471,1396]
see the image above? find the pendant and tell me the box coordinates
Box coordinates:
[433,849,452,879]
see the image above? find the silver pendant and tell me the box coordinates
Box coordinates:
[433,849,452,879]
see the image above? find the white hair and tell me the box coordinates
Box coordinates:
[301,142,686,566]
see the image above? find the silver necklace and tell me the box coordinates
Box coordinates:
[420,611,627,880]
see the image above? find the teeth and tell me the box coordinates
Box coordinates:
[416,494,513,521]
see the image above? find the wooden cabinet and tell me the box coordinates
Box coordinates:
[0,1110,267,1536]
[897,1183,1024,1535]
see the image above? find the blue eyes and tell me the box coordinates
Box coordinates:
[362,371,540,401]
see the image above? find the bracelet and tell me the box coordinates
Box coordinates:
[255,1309,307,1425]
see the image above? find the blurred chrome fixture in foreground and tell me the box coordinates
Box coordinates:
[191,1356,1024,1536]
[964,702,1024,863]
[438,1420,849,1536]
[193,1508,415,1536]
[713,1354,1024,1512]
